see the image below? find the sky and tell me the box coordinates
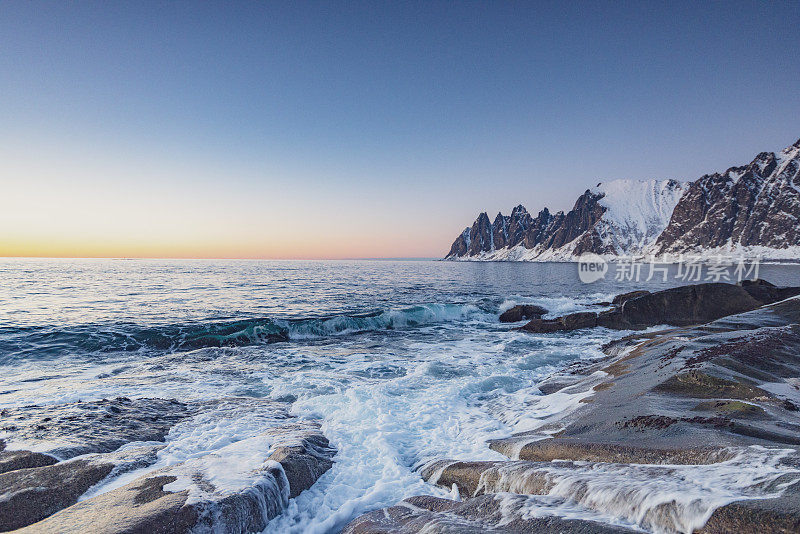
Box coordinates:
[1,1,799,259]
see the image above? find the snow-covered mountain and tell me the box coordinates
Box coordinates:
[445,138,800,261]
[652,139,800,259]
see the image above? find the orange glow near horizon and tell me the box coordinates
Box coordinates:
[0,236,438,260]
[1,218,445,260]
[0,140,460,260]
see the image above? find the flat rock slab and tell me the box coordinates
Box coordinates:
[699,494,800,534]
[14,421,336,534]
[421,459,557,497]
[0,444,57,474]
[558,302,800,450]
[0,457,114,531]
[343,494,638,534]
[0,444,165,532]
[16,474,197,534]
[487,438,735,465]
[361,297,800,534]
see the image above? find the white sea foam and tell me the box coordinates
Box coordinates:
[3,259,800,533]
[530,446,797,533]
[261,330,622,533]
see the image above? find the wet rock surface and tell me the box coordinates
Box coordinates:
[0,442,170,531]
[740,278,800,305]
[0,441,57,474]
[0,397,336,533]
[264,422,336,498]
[487,439,735,465]
[16,474,197,534]
[344,494,638,533]
[499,304,549,323]
[698,480,800,534]
[611,290,650,306]
[520,311,598,333]
[521,280,800,333]
[0,457,114,531]
[348,295,800,533]
[543,297,800,449]
[17,420,335,534]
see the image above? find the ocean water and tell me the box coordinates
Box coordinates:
[2,258,799,533]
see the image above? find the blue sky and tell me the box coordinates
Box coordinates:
[2,1,798,258]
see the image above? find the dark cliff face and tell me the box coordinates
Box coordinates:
[540,190,606,251]
[654,141,800,255]
[467,212,493,255]
[446,138,800,260]
[446,228,470,258]
[491,213,508,250]
[506,205,533,248]
[445,191,607,258]
[446,212,494,258]
[523,208,554,248]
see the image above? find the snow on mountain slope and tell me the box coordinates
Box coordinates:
[652,139,800,258]
[591,179,688,255]
[445,138,800,262]
[445,178,687,261]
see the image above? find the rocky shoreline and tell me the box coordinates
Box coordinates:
[3,281,800,533]
[0,398,335,533]
[345,282,800,533]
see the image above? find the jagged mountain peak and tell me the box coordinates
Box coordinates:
[446,138,800,261]
[653,138,800,257]
[510,204,529,215]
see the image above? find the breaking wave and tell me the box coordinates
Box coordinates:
[0,303,488,360]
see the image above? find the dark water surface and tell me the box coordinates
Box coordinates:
[1,259,798,532]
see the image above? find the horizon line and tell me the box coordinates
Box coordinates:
[0,255,441,261]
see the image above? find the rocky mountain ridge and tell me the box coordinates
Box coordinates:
[446,138,800,261]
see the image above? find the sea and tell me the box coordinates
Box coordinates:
[1,258,799,533]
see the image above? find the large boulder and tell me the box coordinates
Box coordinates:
[499,304,548,323]
[611,290,650,306]
[740,279,800,305]
[597,282,764,329]
[561,311,598,330]
[520,312,597,333]
[521,281,798,334]
[519,318,565,333]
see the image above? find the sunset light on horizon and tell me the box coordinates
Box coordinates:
[3,2,798,259]
[3,3,800,533]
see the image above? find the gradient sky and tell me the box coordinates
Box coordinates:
[2,1,799,259]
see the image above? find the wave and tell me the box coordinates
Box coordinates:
[0,303,486,360]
